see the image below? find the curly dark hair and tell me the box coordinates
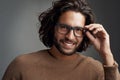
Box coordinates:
[38,0,95,52]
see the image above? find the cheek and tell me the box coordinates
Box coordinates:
[54,31,64,40]
[77,37,83,44]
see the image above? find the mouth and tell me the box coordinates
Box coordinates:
[61,40,76,49]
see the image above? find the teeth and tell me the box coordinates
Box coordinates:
[64,42,73,46]
[62,41,75,49]
[66,43,72,46]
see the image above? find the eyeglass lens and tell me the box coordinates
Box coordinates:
[56,23,84,37]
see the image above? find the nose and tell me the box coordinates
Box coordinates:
[65,30,75,40]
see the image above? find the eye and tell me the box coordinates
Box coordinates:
[75,27,82,31]
[59,24,68,31]
[60,24,67,29]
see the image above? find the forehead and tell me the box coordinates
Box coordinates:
[58,10,86,27]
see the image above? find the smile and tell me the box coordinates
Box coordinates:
[62,40,76,49]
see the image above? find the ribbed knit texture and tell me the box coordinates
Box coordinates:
[2,50,120,80]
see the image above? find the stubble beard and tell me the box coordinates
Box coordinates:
[53,37,80,56]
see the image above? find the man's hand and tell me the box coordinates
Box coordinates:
[84,23,114,66]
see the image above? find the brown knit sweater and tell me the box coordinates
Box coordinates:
[2,50,120,80]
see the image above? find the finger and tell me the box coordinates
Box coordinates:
[85,24,93,30]
[85,24,103,31]
[85,30,96,42]
[85,24,105,35]
[85,23,109,37]
[93,27,103,34]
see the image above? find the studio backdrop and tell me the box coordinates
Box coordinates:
[0,0,120,79]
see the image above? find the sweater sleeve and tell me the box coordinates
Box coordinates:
[104,62,120,80]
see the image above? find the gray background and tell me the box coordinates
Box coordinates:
[0,0,120,79]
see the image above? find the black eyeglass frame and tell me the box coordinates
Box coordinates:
[55,23,85,37]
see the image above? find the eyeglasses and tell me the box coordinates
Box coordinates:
[56,23,84,37]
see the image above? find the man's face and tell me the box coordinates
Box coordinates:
[54,10,86,55]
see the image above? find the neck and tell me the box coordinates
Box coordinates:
[49,46,78,61]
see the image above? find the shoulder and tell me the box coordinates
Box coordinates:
[8,50,48,69]
[78,53,104,71]
[85,56,103,68]
[14,50,48,64]
[78,53,102,65]
[2,50,48,79]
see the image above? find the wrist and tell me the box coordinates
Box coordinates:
[102,53,114,66]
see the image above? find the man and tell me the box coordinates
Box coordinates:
[2,0,120,80]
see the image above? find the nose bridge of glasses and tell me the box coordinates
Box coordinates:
[66,28,76,39]
[67,26,75,35]
[68,26,76,31]
[69,26,83,33]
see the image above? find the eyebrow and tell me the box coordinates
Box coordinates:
[57,23,83,28]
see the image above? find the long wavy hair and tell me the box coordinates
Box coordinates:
[38,0,95,52]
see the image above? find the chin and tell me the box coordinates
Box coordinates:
[59,48,77,56]
[53,37,78,56]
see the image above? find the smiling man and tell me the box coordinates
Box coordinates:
[53,11,85,56]
[2,0,120,80]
